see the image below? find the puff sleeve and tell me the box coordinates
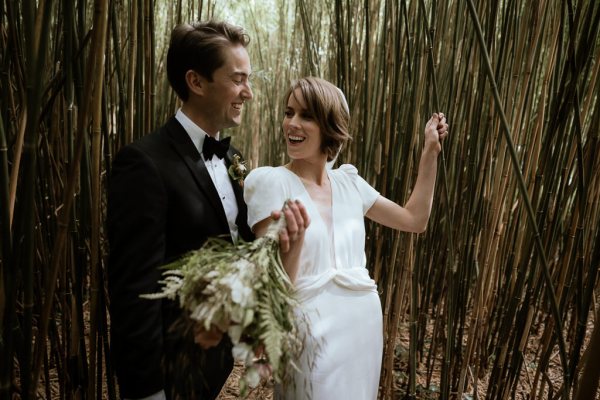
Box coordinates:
[244,167,291,230]
[338,164,380,214]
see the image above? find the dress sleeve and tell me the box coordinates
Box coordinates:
[338,164,380,214]
[244,167,290,230]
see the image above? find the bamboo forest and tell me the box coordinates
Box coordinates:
[1,0,599,399]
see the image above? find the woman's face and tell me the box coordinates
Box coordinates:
[283,88,324,161]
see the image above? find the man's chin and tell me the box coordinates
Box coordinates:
[227,117,242,128]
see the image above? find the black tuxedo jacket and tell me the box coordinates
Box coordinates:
[107,117,254,399]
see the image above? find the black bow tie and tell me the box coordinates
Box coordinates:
[202,135,231,159]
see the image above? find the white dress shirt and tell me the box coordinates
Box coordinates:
[175,109,239,242]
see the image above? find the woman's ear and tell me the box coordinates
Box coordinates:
[185,70,205,97]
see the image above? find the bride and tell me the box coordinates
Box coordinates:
[244,77,448,399]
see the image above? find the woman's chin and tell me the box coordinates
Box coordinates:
[286,148,301,160]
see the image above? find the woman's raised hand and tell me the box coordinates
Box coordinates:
[424,113,449,153]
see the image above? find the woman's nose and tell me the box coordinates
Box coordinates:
[288,115,301,128]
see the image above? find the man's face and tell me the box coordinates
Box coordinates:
[200,44,253,135]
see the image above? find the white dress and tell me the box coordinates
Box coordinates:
[244,164,383,400]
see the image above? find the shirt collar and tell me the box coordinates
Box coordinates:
[175,109,219,154]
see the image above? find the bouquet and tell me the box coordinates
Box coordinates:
[141,212,305,396]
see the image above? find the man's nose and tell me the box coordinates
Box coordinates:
[242,83,253,100]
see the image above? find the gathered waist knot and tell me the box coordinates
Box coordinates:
[294,268,377,302]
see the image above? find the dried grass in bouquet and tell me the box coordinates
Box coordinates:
[141,206,306,396]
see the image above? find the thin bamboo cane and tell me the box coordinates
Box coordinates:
[0,111,11,395]
[416,1,459,397]
[11,0,56,397]
[126,0,138,144]
[465,1,570,398]
[0,1,597,398]
[0,20,22,397]
[136,0,145,140]
[110,3,127,150]
[88,1,110,394]
[0,131,7,270]
[7,109,26,227]
[55,3,77,395]
[31,0,109,394]
[144,0,152,134]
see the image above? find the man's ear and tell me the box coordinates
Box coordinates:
[185,70,205,96]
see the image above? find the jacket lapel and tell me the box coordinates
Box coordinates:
[165,117,229,228]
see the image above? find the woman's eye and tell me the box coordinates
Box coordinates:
[301,113,313,120]
[284,110,293,117]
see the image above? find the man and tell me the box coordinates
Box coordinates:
[107,21,307,400]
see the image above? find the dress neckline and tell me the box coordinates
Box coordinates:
[279,166,337,268]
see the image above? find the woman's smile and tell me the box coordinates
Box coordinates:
[287,133,306,144]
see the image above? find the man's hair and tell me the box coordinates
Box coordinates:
[167,21,250,101]
[284,77,352,161]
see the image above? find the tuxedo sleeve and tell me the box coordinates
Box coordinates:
[107,144,167,398]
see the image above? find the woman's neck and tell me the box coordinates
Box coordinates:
[288,158,328,186]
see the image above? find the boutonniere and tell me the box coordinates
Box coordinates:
[228,154,248,188]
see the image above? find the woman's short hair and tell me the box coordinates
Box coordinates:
[284,77,351,161]
[167,21,250,101]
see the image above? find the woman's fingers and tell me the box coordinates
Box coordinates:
[432,112,449,141]
[296,200,311,230]
[284,200,308,241]
[270,210,290,252]
[272,200,309,253]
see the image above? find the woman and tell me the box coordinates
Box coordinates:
[244,77,448,399]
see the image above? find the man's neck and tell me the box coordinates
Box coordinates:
[180,103,218,137]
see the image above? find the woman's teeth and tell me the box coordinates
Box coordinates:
[289,135,305,143]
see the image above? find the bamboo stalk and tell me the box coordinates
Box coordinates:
[31,0,109,394]
[7,109,26,227]
[465,1,570,397]
[417,1,459,397]
[0,1,598,398]
[11,0,56,397]
[88,0,110,395]
[0,106,13,400]
[126,0,138,144]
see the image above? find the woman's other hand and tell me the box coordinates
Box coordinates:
[270,199,310,254]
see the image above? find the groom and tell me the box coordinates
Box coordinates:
[107,21,307,400]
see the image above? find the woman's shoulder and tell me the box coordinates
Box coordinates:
[246,165,289,183]
[245,166,294,198]
[330,163,360,180]
[331,164,379,208]
[244,166,292,215]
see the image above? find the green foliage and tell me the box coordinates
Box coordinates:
[143,226,306,396]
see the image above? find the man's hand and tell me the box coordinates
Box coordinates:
[271,200,311,253]
[193,324,224,349]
